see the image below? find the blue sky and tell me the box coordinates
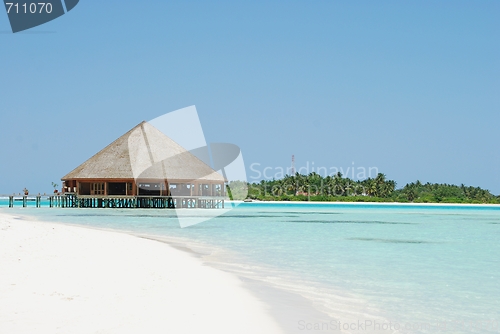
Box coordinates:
[0,0,499,194]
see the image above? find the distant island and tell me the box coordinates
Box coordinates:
[227,172,500,204]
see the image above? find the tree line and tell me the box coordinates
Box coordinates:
[227,172,500,204]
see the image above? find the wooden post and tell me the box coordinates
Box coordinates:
[9,196,13,208]
[22,196,27,208]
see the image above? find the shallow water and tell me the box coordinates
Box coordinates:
[2,202,499,333]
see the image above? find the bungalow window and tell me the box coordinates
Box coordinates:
[91,183,105,195]
[108,183,127,196]
[79,183,91,195]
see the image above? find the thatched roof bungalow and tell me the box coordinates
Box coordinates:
[62,121,226,198]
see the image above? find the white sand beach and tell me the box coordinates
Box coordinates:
[0,213,283,334]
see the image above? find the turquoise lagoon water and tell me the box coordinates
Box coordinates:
[1,202,499,333]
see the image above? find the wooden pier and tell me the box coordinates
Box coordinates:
[4,194,225,209]
[8,196,43,208]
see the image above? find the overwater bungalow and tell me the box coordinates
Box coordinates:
[60,121,226,209]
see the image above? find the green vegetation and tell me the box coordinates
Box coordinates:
[227,172,500,204]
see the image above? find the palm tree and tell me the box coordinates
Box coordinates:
[375,173,386,184]
[272,185,284,196]
[329,173,344,196]
[406,188,416,201]
[344,181,354,196]
[369,180,378,197]
[384,180,396,197]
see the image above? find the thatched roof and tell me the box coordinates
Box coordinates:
[62,121,225,183]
